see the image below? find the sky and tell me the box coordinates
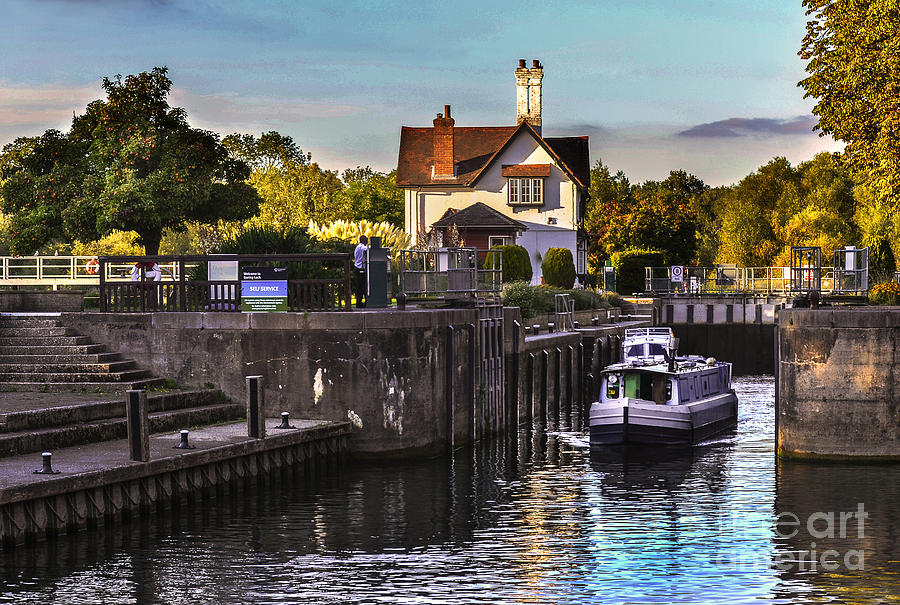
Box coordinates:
[0,0,843,187]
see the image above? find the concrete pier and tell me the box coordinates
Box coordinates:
[777,308,900,461]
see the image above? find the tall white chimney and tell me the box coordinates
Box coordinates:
[515,58,543,135]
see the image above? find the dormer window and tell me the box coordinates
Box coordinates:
[503,164,550,206]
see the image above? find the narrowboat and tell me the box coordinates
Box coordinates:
[589,328,738,447]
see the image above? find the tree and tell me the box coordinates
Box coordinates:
[800,0,900,204]
[223,131,346,230]
[0,67,260,254]
[340,167,404,226]
[583,159,633,278]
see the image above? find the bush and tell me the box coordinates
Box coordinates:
[502,281,538,319]
[541,248,576,289]
[868,281,900,305]
[611,248,664,294]
[484,244,532,283]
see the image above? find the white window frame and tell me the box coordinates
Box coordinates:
[508,178,544,205]
[489,235,511,248]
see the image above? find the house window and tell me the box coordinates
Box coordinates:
[508,178,544,205]
[489,236,511,248]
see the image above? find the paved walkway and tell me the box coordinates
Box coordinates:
[0,391,123,414]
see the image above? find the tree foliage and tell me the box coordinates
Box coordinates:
[800,0,900,205]
[0,67,260,254]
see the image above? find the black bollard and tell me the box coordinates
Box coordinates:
[275,411,295,429]
[548,322,555,333]
[397,291,406,311]
[532,324,540,335]
[33,452,60,475]
[246,375,266,439]
[173,429,195,449]
[592,316,599,326]
[126,389,150,462]
[573,321,580,329]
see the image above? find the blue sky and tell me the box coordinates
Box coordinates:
[0,0,841,186]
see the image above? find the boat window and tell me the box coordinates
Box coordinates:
[648,343,666,356]
[625,345,644,357]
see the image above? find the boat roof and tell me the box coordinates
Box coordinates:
[603,356,729,376]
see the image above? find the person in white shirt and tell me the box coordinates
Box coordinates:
[130,261,162,281]
[353,235,369,308]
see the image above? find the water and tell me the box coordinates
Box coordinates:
[2,376,899,604]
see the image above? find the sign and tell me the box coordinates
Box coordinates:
[241,266,288,312]
[670,265,684,283]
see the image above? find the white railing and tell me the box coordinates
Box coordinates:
[0,256,183,289]
[644,266,846,295]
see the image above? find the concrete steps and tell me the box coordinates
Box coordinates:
[0,315,161,392]
[0,390,244,456]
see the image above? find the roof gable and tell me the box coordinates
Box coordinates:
[431,202,527,230]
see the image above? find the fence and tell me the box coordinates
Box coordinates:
[398,247,502,298]
[644,266,847,296]
[98,254,352,312]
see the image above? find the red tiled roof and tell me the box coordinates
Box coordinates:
[396,126,516,187]
[501,164,551,177]
[397,121,590,189]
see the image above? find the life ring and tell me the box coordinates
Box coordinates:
[85,259,99,275]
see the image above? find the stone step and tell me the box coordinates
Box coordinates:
[0,360,136,373]
[0,318,62,328]
[0,399,244,456]
[0,390,229,432]
[0,369,150,383]
[0,377,166,393]
[0,344,108,355]
[0,353,122,364]
[0,335,92,346]
[0,326,76,337]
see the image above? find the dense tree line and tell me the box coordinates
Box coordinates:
[583,151,896,281]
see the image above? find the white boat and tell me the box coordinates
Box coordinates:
[589,328,738,447]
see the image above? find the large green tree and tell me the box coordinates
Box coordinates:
[800,0,900,204]
[340,166,404,226]
[0,67,260,254]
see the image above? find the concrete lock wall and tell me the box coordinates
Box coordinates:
[777,308,900,461]
[61,311,478,458]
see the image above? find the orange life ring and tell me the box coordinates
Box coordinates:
[85,259,99,275]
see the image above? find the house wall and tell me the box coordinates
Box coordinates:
[403,134,581,284]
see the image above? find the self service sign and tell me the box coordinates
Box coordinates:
[240,266,288,312]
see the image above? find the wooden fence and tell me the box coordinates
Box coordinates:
[99,254,352,312]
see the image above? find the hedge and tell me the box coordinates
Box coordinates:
[610,248,664,294]
[541,248,576,289]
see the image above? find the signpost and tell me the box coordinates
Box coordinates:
[670,265,684,283]
[240,266,288,312]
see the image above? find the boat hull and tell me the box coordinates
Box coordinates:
[589,391,738,447]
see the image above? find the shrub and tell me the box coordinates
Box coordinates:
[541,248,576,289]
[484,244,532,283]
[502,281,538,319]
[610,248,664,294]
[868,281,900,305]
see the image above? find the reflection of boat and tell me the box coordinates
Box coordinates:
[589,328,738,447]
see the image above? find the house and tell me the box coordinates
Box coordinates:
[396,59,590,284]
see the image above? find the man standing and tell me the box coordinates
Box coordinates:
[354,235,369,308]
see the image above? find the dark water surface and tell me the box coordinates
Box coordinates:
[1,376,899,604]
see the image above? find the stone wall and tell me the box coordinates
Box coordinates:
[61,310,477,457]
[0,291,83,312]
[777,308,900,460]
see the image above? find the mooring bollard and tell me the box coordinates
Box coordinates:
[246,375,266,439]
[33,451,60,475]
[173,429,195,449]
[592,316,599,326]
[126,389,150,462]
[275,411,295,429]
[573,321,580,329]
[532,324,540,335]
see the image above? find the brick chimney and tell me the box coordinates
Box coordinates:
[515,59,543,135]
[432,104,455,178]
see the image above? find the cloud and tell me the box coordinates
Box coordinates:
[0,82,100,127]
[677,116,818,138]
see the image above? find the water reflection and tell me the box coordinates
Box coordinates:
[1,376,899,604]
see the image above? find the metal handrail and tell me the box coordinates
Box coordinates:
[644,265,850,295]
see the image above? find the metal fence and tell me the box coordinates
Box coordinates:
[98,254,352,312]
[398,247,502,298]
[644,266,845,295]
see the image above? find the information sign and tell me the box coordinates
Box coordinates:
[241,266,288,312]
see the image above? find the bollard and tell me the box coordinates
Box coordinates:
[246,375,266,439]
[275,411,295,429]
[126,389,150,462]
[397,291,406,311]
[573,321,580,329]
[532,324,540,335]
[548,322,555,333]
[592,317,599,326]
[33,451,60,475]
[173,429,195,449]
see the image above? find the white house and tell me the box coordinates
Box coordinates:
[396,59,590,284]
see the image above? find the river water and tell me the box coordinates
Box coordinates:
[1,376,898,604]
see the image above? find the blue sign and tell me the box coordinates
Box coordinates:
[240,266,288,312]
